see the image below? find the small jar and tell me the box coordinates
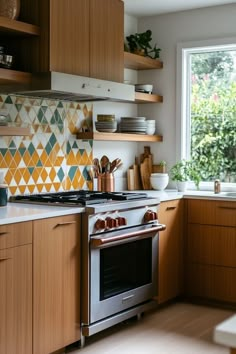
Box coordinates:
[214,179,221,194]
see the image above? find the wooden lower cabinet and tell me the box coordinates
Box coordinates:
[185,199,236,304]
[0,222,32,354]
[33,214,81,354]
[158,199,184,304]
[186,264,236,303]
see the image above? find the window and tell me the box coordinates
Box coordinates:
[177,39,236,185]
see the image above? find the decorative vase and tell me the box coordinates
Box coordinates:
[176,181,188,192]
[0,0,20,20]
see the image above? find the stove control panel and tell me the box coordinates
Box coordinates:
[89,205,159,234]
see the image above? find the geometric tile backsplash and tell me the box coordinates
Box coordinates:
[0,94,93,196]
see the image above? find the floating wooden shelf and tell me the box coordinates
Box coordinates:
[0,68,32,85]
[76,131,163,142]
[135,92,163,103]
[0,126,31,136]
[124,52,163,70]
[0,15,40,36]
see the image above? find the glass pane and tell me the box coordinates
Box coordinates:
[100,238,152,300]
[190,49,236,182]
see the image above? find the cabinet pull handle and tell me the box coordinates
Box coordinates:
[0,257,11,261]
[218,206,236,210]
[166,206,176,211]
[54,221,76,228]
[0,232,9,236]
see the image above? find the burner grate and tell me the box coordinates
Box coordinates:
[9,190,148,206]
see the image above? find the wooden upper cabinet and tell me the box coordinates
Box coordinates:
[90,0,124,82]
[42,0,124,82]
[50,0,90,76]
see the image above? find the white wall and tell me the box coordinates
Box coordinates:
[137,3,236,171]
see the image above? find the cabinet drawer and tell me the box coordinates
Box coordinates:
[0,222,32,249]
[187,224,236,267]
[187,199,236,226]
[186,263,236,303]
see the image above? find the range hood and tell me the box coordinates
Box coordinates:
[15,72,135,102]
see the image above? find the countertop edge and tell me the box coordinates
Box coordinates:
[2,190,236,225]
[0,203,85,225]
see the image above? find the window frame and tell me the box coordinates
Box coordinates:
[176,37,236,190]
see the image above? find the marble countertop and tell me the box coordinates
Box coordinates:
[214,314,236,348]
[1,189,236,225]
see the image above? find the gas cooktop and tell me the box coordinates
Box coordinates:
[9,190,148,207]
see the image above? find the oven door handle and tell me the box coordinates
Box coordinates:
[90,224,166,248]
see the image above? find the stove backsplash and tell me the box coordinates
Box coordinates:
[0,94,93,196]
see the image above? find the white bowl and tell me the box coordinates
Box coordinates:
[150,173,169,190]
[135,84,153,94]
[146,127,156,135]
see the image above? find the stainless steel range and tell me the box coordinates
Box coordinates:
[10,190,165,346]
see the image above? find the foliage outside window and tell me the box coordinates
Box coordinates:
[190,49,236,183]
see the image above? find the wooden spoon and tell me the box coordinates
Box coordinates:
[100,155,109,173]
[93,158,101,174]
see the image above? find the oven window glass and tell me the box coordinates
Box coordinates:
[100,238,152,300]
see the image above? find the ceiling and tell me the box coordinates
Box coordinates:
[123,0,236,17]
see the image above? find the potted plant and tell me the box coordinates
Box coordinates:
[169,159,200,192]
[126,30,161,59]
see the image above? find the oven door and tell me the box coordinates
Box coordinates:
[89,223,165,324]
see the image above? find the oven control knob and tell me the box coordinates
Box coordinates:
[116,216,127,226]
[105,217,118,229]
[94,219,107,231]
[144,210,157,222]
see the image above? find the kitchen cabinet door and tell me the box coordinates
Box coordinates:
[185,199,236,304]
[0,245,32,354]
[158,199,184,304]
[33,214,81,354]
[46,0,123,82]
[90,0,124,82]
[50,0,90,76]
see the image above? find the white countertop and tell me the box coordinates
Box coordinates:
[214,314,236,348]
[0,203,85,225]
[1,189,236,225]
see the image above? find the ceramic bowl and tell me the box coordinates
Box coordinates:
[150,173,169,190]
[146,126,156,135]
[135,84,153,94]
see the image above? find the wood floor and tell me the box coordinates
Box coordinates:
[67,302,234,354]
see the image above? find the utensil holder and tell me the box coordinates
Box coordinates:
[97,173,115,192]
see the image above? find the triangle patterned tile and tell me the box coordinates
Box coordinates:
[22,168,31,184]
[49,168,56,182]
[5,169,13,185]
[13,169,22,184]
[40,169,48,182]
[45,183,53,192]
[9,186,17,195]
[4,96,13,104]
[18,185,27,194]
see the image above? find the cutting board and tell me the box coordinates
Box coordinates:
[127,164,142,190]
[140,157,152,189]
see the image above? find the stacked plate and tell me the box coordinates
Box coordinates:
[120,117,147,134]
[95,115,117,132]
